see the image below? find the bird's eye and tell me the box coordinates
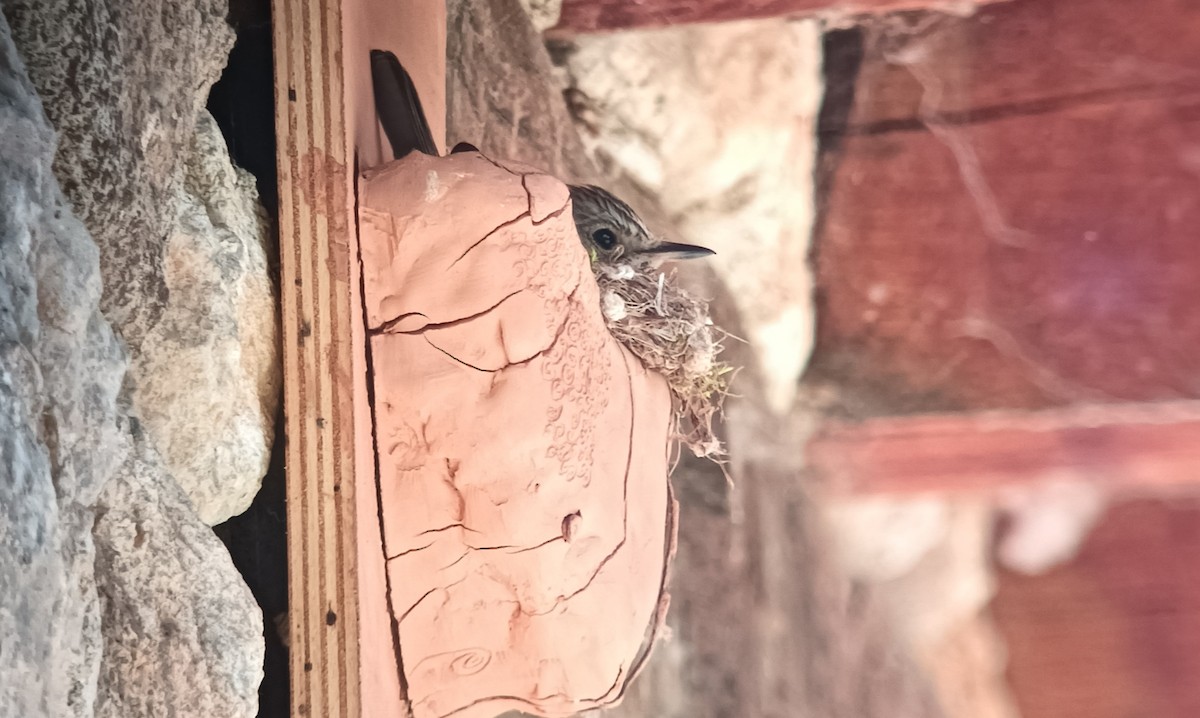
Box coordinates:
[592,228,618,250]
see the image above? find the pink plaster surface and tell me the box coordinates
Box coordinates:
[358,151,677,718]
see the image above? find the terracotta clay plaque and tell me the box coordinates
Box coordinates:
[358,150,676,718]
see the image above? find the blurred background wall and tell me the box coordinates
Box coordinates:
[451,0,1200,716]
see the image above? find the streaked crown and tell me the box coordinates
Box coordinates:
[568,184,715,266]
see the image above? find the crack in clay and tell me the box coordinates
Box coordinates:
[469,534,565,554]
[440,550,470,571]
[355,172,411,707]
[435,694,568,718]
[520,172,571,225]
[431,671,626,718]
[448,212,531,268]
[410,531,567,586]
[442,461,468,524]
[477,151,532,179]
[505,347,638,619]
[371,311,428,335]
[397,587,438,625]
[503,535,565,554]
[381,288,524,337]
[535,200,570,225]
[420,365,642,707]
[420,281,581,373]
[398,349,637,627]
[515,533,624,618]
[521,173,535,219]
[417,522,480,536]
[424,337,498,372]
[370,245,568,334]
[398,572,470,626]
[507,280,582,363]
[385,541,436,561]
[589,664,627,706]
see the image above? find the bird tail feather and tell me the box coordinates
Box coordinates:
[370,49,439,159]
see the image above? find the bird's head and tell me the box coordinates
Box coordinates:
[568,184,715,266]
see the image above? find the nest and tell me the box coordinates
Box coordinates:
[593,261,733,459]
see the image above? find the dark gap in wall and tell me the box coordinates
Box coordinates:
[209,0,279,220]
[804,27,863,395]
[207,1,288,717]
[814,28,864,167]
[213,416,289,718]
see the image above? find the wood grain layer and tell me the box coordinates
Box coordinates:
[272,1,362,716]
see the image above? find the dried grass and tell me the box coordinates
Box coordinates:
[593,260,733,459]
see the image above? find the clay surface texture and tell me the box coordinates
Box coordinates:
[359,151,676,718]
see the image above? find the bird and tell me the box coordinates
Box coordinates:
[370,49,713,267]
[567,184,713,266]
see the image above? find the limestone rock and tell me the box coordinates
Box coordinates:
[3,0,235,348]
[447,0,595,182]
[552,19,823,414]
[2,7,268,718]
[92,437,265,718]
[128,111,280,525]
[4,1,279,525]
[515,0,563,33]
[0,19,125,718]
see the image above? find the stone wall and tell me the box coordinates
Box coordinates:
[4,0,279,526]
[1,2,275,716]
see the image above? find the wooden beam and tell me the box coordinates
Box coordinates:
[273,1,363,717]
[552,0,1006,33]
[807,402,1200,496]
[273,1,444,716]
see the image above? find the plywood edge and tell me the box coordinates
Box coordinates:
[273,0,363,716]
[275,0,448,714]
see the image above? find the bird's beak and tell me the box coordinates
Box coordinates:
[638,241,716,261]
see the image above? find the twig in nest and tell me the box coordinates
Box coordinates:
[594,261,734,459]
